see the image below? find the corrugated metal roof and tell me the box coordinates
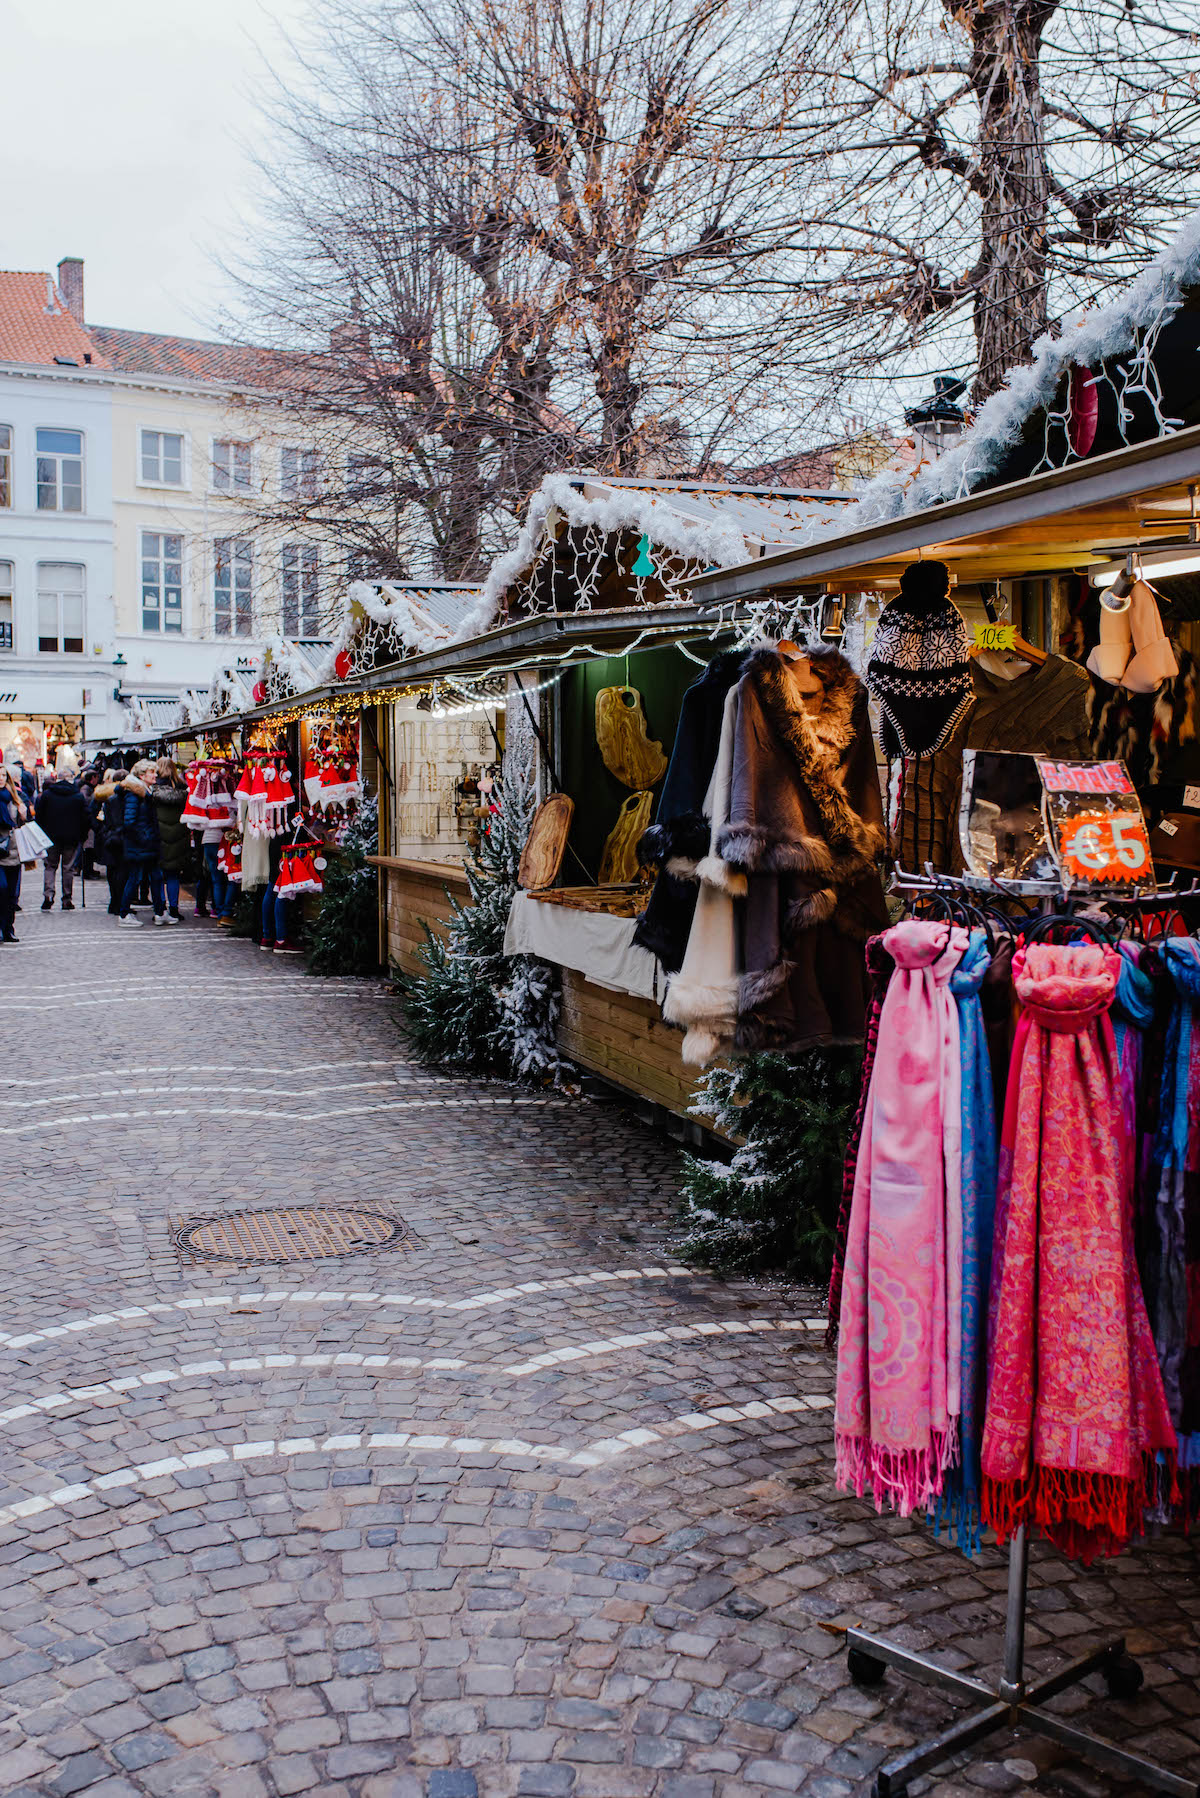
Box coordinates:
[373,583,483,639]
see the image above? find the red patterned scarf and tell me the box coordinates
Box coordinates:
[981,943,1176,1563]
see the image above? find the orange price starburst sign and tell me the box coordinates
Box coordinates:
[1059,811,1151,883]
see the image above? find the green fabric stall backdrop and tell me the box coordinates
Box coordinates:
[557,645,709,881]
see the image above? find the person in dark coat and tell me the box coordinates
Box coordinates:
[115,760,162,927]
[35,748,92,910]
[92,768,129,915]
[149,758,190,924]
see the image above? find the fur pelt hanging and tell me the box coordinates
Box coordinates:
[1087,647,1198,787]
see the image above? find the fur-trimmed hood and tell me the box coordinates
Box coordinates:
[716,646,885,887]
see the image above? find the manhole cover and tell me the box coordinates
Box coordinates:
[172,1205,410,1265]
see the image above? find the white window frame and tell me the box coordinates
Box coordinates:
[138,426,188,490]
[280,445,320,502]
[210,437,253,495]
[36,562,86,654]
[281,542,320,636]
[0,559,14,652]
[35,426,85,514]
[140,530,185,635]
[0,425,12,510]
[213,537,253,638]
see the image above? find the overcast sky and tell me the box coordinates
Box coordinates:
[5,0,312,340]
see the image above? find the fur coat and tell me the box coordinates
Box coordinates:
[661,688,745,1065]
[723,648,887,1056]
[717,647,885,915]
[633,650,747,972]
[665,648,887,1064]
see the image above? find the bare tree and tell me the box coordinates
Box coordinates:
[233,0,832,579]
[777,0,1200,399]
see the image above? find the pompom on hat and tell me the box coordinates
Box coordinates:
[866,561,974,759]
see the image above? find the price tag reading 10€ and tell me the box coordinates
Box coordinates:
[1059,811,1151,882]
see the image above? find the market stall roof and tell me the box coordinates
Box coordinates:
[477,471,857,626]
[329,581,486,672]
[353,599,727,690]
[688,423,1200,602]
[160,599,729,742]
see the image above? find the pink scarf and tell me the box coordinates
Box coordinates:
[982,944,1177,1563]
[836,920,967,1514]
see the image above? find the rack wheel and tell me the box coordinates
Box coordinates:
[848,1647,886,1687]
[1103,1653,1144,1701]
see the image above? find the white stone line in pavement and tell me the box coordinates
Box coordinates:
[0,1317,825,1426]
[0,1350,471,1422]
[0,1080,409,1111]
[1,1059,406,1086]
[9,975,384,994]
[0,1096,570,1136]
[503,1315,825,1374]
[0,1267,695,1349]
[0,1394,832,1529]
[0,992,392,1012]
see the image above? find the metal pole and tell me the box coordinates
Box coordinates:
[999,1526,1028,1703]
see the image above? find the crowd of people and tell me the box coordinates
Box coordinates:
[0,744,306,950]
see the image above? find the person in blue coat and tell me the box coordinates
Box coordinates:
[116,760,163,928]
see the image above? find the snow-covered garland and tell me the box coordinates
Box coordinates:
[849,205,1200,525]
[476,473,759,629]
[259,636,320,705]
[326,582,464,679]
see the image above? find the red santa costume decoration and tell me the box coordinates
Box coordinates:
[181,762,209,829]
[244,759,269,839]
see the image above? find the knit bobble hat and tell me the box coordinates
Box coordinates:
[866,561,973,758]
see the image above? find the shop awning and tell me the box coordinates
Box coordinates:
[160,601,730,741]
[353,601,728,690]
[687,424,1200,602]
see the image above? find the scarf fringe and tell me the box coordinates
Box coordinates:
[931,1482,983,1558]
[836,1424,959,1517]
[982,1449,1178,1565]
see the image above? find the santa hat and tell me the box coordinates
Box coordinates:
[245,760,269,839]
[181,763,211,828]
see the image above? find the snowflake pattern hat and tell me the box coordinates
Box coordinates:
[866,561,973,758]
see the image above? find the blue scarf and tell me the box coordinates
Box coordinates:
[1151,939,1200,1477]
[1113,941,1155,1075]
[936,929,997,1553]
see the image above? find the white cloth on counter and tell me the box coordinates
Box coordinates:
[503,891,660,1001]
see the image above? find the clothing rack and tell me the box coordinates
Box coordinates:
[843,865,1199,1798]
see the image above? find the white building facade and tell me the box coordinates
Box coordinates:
[0,346,117,752]
[0,259,342,754]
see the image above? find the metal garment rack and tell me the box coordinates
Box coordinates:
[843,865,1200,1798]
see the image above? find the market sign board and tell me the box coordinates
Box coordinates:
[960,751,1150,893]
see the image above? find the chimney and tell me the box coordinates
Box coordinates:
[57,257,84,322]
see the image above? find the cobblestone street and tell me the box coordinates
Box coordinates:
[1,909,1198,1798]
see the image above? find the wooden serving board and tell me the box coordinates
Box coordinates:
[595,687,668,790]
[598,790,654,884]
[528,884,647,917]
[518,793,575,890]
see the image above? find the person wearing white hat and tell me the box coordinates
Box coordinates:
[35,750,92,910]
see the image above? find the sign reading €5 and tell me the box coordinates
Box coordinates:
[1059,812,1151,883]
[973,622,1016,652]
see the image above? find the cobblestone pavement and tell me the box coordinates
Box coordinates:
[1,906,1197,1798]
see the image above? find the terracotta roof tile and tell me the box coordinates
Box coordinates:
[0,271,108,369]
[86,325,299,390]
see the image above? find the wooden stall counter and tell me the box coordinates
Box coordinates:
[369,855,472,979]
